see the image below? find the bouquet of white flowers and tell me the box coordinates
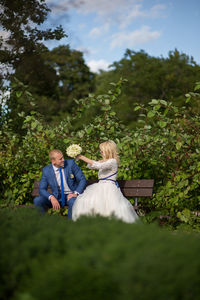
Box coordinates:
[66,144,82,158]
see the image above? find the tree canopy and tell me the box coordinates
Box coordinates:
[0,1,94,126]
[0,0,66,78]
[6,45,95,126]
[95,49,200,127]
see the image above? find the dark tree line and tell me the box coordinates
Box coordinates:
[0,0,199,129]
[0,0,95,125]
[95,49,200,127]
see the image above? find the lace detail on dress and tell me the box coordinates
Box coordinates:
[87,159,118,180]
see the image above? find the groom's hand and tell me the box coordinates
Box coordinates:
[50,196,60,210]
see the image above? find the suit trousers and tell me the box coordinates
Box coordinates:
[33,194,77,219]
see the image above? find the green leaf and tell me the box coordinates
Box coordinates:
[163,108,169,116]
[31,121,38,129]
[147,111,155,118]
[150,99,158,105]
[25,91,32,97]
[86,128,92,134]
[194,83,200,91]
[18,112,25,117]
[176,142,182,150]
[37,125,43,131]
[77,131,85,138]
[185,93,190,98]
[185,96,191,103]
[134,106,141,111]
[158,121,167,128]
[16,91,23,98]
[160,100,167,106]
[154,104,161,111]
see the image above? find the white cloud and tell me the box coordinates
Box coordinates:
[46,0,142,18]
[150,4,166,18]
[45,0,76,14]
[75,46,92,55]
[79,23,86,30]
[119,4,166,28]
[76,0,141,16]
[110,26,161,49]
[89,27,102,38]
[47,1,166,28]
[88,23,110,38]
[87,59,111,73]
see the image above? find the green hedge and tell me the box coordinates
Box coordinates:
[1,80,200,223]
[0,208,200,300]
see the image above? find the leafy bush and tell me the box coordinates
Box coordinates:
[128,84,200,218]
[0,79,128,204]
[0,208,200,300]
[0,79,199,226]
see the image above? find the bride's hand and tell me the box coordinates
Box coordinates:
[76,154,81,161]
[75,154,93,165]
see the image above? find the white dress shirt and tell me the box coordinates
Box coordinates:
[49,165,72,201]
[52,164,72,194]
[49,165,79,201]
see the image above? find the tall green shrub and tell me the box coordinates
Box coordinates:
[0,79,199,225]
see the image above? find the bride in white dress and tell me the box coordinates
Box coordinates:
[72,140,139,223]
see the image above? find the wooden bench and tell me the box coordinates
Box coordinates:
[32,179,154,210]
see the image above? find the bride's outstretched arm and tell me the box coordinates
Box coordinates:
[76,154,94,165]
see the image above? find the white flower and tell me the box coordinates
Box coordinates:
[66,144,82,158]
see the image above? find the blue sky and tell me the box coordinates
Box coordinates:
[43,0,200,72]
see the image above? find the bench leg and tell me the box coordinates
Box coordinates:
[134,197,138,207]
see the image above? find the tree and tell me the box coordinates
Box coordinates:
[0,0,66,78]
[43,45,95,117]
[0,0,67,126]
[8,45,95,125]
[95,49,200,127]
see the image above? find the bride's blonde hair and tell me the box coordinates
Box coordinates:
[99,140,120,165]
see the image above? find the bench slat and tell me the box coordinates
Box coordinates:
[118,179,154,188]
[32,179,154,199]
[87,179,154,187]
[32,186,52,197]
[121,188,153,197]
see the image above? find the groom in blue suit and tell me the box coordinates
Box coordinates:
[34,149,87,218]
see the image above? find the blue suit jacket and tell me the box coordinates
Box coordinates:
[39,159,87,200]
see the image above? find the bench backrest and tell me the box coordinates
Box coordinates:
[32,179,154,198]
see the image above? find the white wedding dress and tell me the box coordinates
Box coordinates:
[72,159,139,223]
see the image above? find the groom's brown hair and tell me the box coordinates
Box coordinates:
[49,149,63,161]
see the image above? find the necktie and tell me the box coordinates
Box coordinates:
[59,168,65,207]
